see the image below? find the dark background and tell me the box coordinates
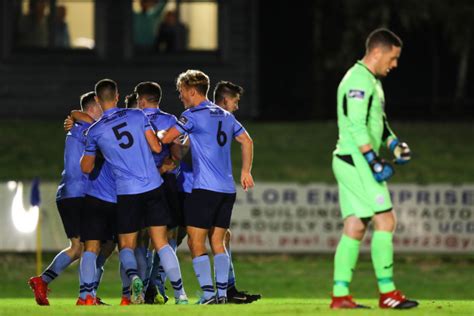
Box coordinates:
[1,0,473,120]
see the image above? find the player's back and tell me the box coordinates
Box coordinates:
[178,101,244,194]
[86,108,161,195]
[57,121,91,200]
[86,157,116,203]
[143,107,177,168]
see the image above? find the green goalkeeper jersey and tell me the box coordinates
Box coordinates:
[334,61,396,155]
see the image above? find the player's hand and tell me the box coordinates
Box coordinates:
[64,115,74,132]
[241,171,254,191]
[157,129,167,140]
[363,150,394,182]
[389,139,411,165]
[159,157,177,174]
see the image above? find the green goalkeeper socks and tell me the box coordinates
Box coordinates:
[333,234,360,297]
[371,231,396,294]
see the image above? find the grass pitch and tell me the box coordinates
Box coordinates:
[1,254,473,315]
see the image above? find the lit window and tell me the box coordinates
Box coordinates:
[132,0,218,52]
[15,0,95,50]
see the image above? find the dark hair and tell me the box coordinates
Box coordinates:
[134,81,162,104]
[213,81,244,104]
[80,91,96,111]
[176,69,210,96]
[125,93,138,108]
[366,28,403,52]
[94,79,118,102]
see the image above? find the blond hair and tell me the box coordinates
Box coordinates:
[176,69,210,96]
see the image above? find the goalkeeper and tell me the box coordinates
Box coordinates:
[330,28,417,310]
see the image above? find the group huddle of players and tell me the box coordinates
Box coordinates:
[28,69,260,306]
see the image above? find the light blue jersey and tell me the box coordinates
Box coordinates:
[56,121,91,201]
[175,101,245,193]
[176,161,193,193]
[84,107,162,195]
[142,107,177,168]
[85,157,117,203]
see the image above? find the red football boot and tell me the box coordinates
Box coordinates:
[120,296,131,306]
[379,290,419,309]
[28,276,50,306]
[76,297,86,305]
[84,294,97,306]
[330,295,370,309]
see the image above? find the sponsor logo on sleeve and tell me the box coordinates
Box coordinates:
[348,89,365,99]
[179,116,188,124]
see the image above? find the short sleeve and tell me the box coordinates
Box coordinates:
[175,111,194,134]
[142,111,154,132]
[84,129,97,156]
[232,116,246,138]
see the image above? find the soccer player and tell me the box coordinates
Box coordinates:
[162,70,254,304]
[80,79,188,305]
[330,28,417,309]
[212,81,261,303]
[28,92,102,305]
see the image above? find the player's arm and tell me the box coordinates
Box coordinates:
[235,130,254,191]
[80,129,97,173]
[80,155,95,173]
[161,127,182,144]
[64,110,94,132]
[345,79,393,182]
[145,129,162,154]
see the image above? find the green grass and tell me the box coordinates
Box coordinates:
[1,254,473,315]
[1,120,473,183]
[0,299,473,316]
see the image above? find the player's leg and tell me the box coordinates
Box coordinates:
[146,186,187,304]
[372,211,419,309]
[81,240,101,305]
[185,189,218,304]
[117,193,144,304]
[209,191,238,304]
[209,226,230,303]
[330,155,371,309]
[119,262,132,305]
[135,229,150,291]
[225,229,262,303]
[29,198,83,306]
[93,240,116,305]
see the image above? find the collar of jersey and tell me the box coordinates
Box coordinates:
[194,100,212,109]
[142,107,160,114]
[356,60,377,79]
[103,107,120,116]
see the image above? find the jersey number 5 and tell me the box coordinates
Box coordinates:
[112,122,134,149]
[217,121,227,146]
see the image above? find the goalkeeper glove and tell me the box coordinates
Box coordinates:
[363,150,394,182]
[389,139,411,165]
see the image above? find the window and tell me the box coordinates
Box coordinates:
[14,0,95,50]
[132,0,218,53]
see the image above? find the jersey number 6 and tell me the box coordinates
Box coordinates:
[217,121,227,147]
[112,122,134,149]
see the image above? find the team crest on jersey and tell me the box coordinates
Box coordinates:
[348,89,365,99]
[179,116,188,124]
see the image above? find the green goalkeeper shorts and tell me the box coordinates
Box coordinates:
[332,153,392,219]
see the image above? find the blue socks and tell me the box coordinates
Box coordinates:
[119,248,139,281]
[41,250,73,283]
[193,255,214,300]
[94,253,107,293]
[227,248,236,289]
[158,245,185,298]
[149,252,165,295]
[135,247,148,285]
[214,253,230,298]
[144,249,154,289]
[80,251,97,297]
[120,262,131,299]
